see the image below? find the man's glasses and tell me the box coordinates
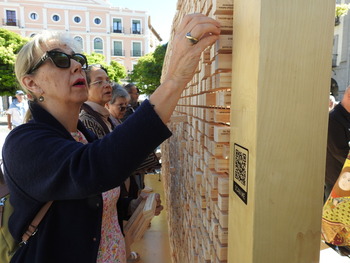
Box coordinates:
[90,80,113,87]
[28,51,88,74]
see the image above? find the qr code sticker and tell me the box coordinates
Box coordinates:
[234,146,248,189]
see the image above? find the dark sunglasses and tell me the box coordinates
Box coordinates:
[28,51,88,74]
[119,105,128,112]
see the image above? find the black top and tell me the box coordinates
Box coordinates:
[326,103,350,189]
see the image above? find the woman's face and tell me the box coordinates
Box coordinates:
[87,68,113,106]
[107,97,129,120]
[27,41,88,107]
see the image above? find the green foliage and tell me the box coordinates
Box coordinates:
[0,29,28,96]
[336,4,350,18]
[85,52,107,65]
[109,60,127,83]
[128,43,167,95]
[0,28,28,52]
[85,52,126,83]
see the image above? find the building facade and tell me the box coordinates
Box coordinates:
[0,0,162,72]
[332,0,350,100]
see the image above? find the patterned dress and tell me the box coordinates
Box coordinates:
[71,131,126,263]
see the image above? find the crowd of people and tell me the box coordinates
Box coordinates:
[5,80,160,262]
[1,13,221,263]
[4,69,163,263]
[4,9,350,262]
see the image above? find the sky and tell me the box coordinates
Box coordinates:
[109,0,178,43]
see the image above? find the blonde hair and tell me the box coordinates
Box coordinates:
[15,31,80,100]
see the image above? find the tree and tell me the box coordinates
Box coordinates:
[84,52,126,83]
[0,29,28,95]
[128,43,167,95]
[335,4,350,25]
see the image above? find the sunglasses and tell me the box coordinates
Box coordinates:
[119,105,128,112]
[28,51,88,74]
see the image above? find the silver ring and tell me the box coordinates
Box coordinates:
[185,32,199,45]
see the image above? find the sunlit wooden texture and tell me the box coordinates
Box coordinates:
[161,0,233,262]
[229,1,335,263]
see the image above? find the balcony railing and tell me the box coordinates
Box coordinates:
[332,54,338,68]
[2,19,19,26]
[131,50,143,57]
[111,27,124,34]
[112,49,125,56]
[130,28,143,35]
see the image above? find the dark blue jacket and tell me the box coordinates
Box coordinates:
[2,100,171,263]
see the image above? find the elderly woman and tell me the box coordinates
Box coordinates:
[79,64,114,138]
[79,66,150,262]
[106,84,130,126]
[78,65,137,262]
[2,14,220,263]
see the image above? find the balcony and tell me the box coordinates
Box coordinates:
[130,28,143,35]
[112,49,125,56]
[111,27,124,34]
[131,50,143,57]
[2,19,19,26]
[332,54,338,68]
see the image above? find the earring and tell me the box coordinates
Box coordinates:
[39,96,44,102]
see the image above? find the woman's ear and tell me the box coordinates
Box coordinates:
[22,76,42,94]
[105,103,110,109]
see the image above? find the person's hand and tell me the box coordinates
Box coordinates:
[154,193,163,216]
[164,13,221,88]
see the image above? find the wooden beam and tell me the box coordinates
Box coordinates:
[229,1,335,262]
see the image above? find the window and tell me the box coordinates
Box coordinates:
[74,36,83,51]
[113,18,122,33]
[5,10,17,26]
[52,14,60,22]
[94,17,101,25]
[132,20,141,34]
[30,13,38,20]
[73,16,81,23]
[113,41,123,56]
[132,42,141,57]
[94,38,103,54]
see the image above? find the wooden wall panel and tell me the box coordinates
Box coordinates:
[160,0,334,262]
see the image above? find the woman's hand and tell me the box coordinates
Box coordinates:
[164,13,221,88]
[149,14,220,123]
[154,193,163,216]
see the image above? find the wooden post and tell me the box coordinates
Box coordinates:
[229,1,335,263]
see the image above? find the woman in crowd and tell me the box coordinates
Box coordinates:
[106,84,130,126]
[2,13,220,262]
[80,65,154,262]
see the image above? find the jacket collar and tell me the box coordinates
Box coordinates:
[29,101,97,142]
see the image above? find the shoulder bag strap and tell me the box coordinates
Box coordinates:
[21,200,53,245]
[1,163,53,245]
[0,184,9,198]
